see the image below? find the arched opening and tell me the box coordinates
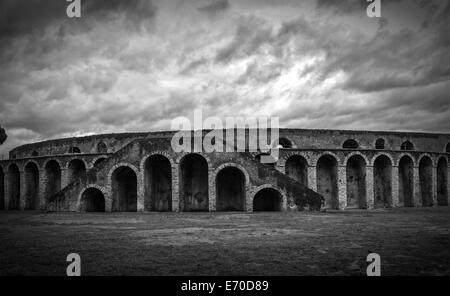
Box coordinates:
[285,155,308,186]
[437,158,448,206]
[8,164,20,210]
[68,147,81,154]
[317,155,338,209]
[179,154,209,211]
[375,138,385,149]
[216,167,246,211]
[67,159,86,184]
[343,139,358,149]
[346,155,367,209]
[373,155,392,208]
[446,143,450,153]
[253,188,282,211]
[93,158,106,168]
[419,156,433,207]
[400,141,414,151]
[81,188,105,212]
[144,155,172,211]
[399,156,414,207]
[31,151,39,157]
[44,160,61,200]
[97,142,107,153]
[111,166,137,212]
[278,138,293,148]
[24,162,39,210]
[0,167,4,210]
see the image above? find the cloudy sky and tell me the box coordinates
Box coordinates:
[0,0,449,155]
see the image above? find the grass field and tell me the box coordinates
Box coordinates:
[0,207,449,276]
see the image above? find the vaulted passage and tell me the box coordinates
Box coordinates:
[437,158,448,206]
[216,167,245,211]
[253,188,282,211]
[180,154,209,211]
[346,155,367,209]
[8,164,20,210]
[45,160,61,200]
[24,162,39,210]
[144,155,172,211]
[112,166,137,212]
[373,155,392,208]
[67,159,86,184]
[399,156,414,207]
[285,155,308,186]
[0,167,4,210]
[317,155,338,209]
[419,156,433,206]
[81,188,105,212]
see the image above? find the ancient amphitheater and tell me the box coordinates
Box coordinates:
[0,129,449,212]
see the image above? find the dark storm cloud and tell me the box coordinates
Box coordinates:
[197,0,230,15]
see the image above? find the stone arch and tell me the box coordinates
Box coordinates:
[419,155,433,207]
[79,186,107,212]
[66,158,87,184]
[214,163,248,211]
[97,142,108,153]
[437,156,448,206]
[343,152,370,167]
[375,138,385,149]
[252,185,285,211]
[311,151,339,167]
[68,147,81,154]
[400,141,414,151]
[373,154,393,208]
[316,153,339,209]
[176,152,212,168]
[143,154,173,211]
[370,152,395,167]
[44,159,62,201]
[278,137,295,148]
[91,157,107,169]
[24,161,39,210]
[285,154,308,187]
[346,154,367,209]
[108,163,139,212]
[396,153,417,167]
[0,165,4,210]
[417,153,435,167]
[398,155,414,207]
[7,163,20,210]
[179,153,209,211]
[342,139,359,149]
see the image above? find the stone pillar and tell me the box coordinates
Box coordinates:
[366,165,374,209]
[413,166,421,207]
[38,169,46,210]
[431,165,438,206]
[61,168,69,189]
[4,172,9,210]
[208,168,216,212]
[337,165,347,210]
[307,166,317,192]
[391,166,399,207]
[137,171,144,212]
[171,165,179,212]
[19,170,26,210]
[448,166,450,206]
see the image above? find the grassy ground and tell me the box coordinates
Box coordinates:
[0,207,449,276]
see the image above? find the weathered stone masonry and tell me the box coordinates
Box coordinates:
[0,129,449,212]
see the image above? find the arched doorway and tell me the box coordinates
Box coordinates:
[144,155,172,211]
[437,158,448,206]
[67,159,86,183]
[45,160,61,200]
[24,162,39,210]
[216,166,246,211]
[285,155,308,186]
[0,166,4,210]
[179,154,209,211]
[253,188,282,211]
[373,155,392,208]
[8,164,20,210]
[399,156,414,207]
[81,188,105,212]
[419,156,433,207]
[111,166,137,212]
[346,155,367,209]
[317,155,338,209]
